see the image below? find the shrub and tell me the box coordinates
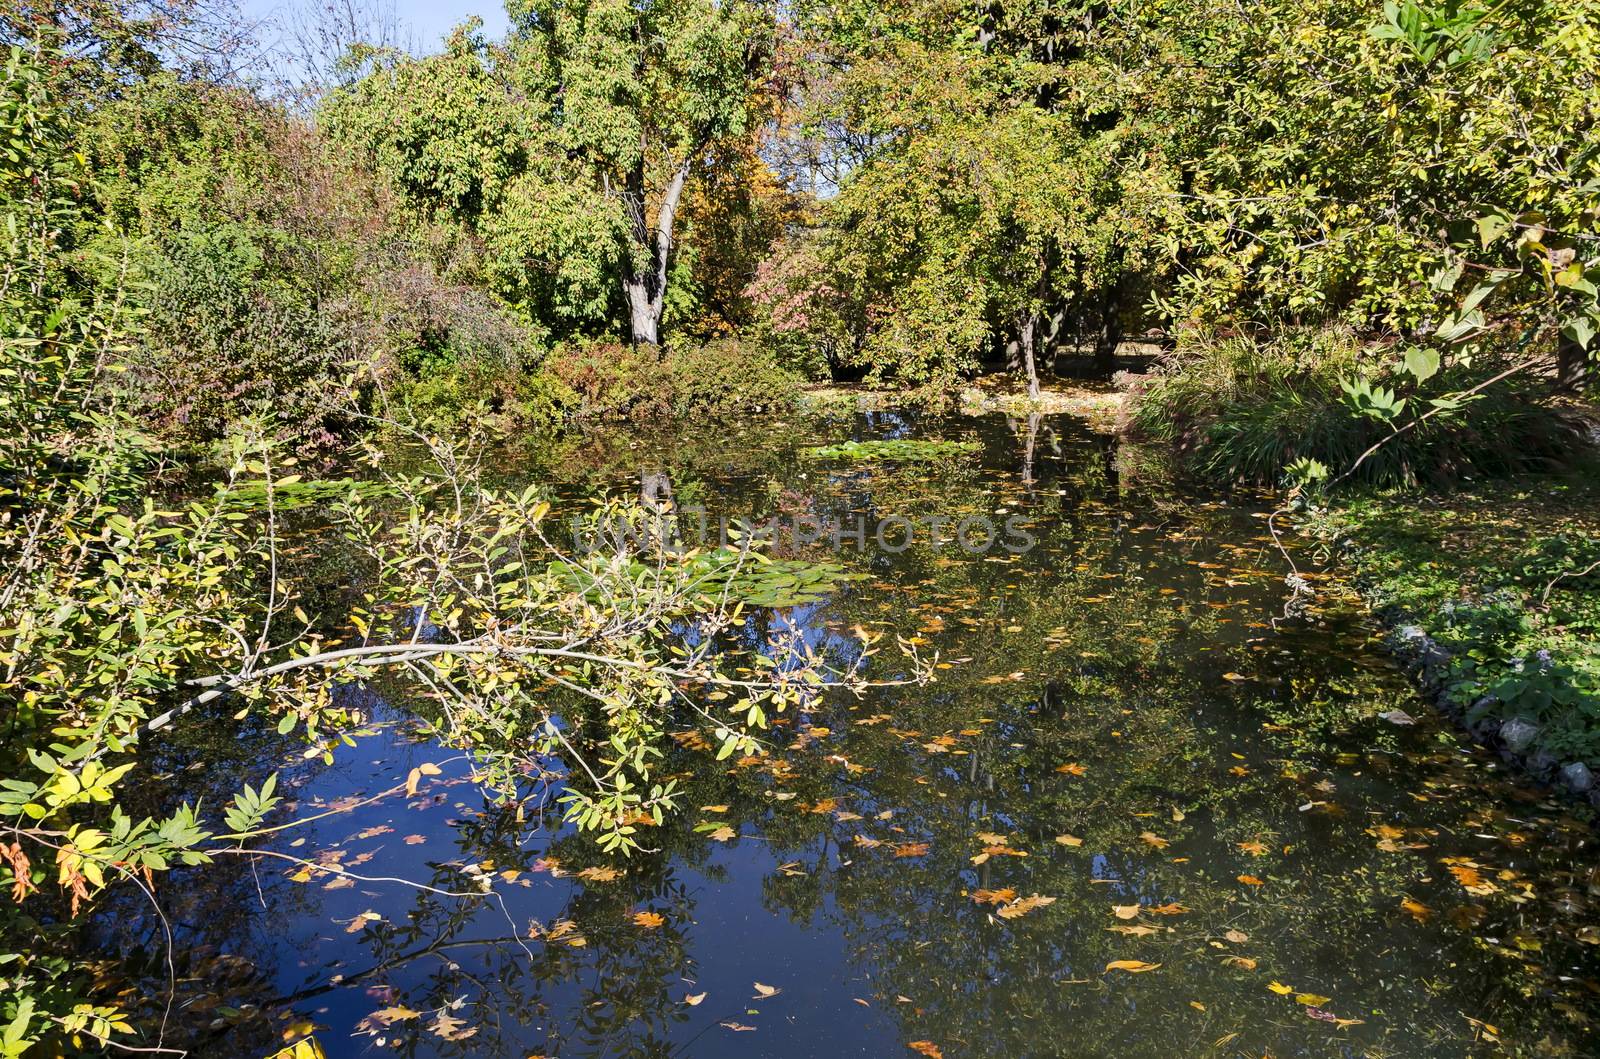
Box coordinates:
[665,336,799,416]
[1130,328,1589,487]
[541,340,677,420]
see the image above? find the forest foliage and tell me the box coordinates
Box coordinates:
[0,0,1598,1052]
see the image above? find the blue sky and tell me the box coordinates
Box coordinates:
[243,0,510,57]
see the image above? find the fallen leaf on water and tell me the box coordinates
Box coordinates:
[1224,929,1249,943]
[1105,960,1161,973]
[367,1006,420,1026]
[972,887,1018,906]
[721,1022,756,1032]
[1055,763,1087,776]
[996,894,1056,919]
[403,834,425,845]
[1237,875,1264,886]
[1149,903,1188,916]
[892,842,930,858]
[1295,993,1332,1006]
[708,826,736,842]
[344,911,381,933]
[632,911,665,929]
[430,1012,475,1041]
[1139,831,1169,850]
[1400,897,1432,922]
[1223,956,1257,970]
[1268,981,1294,995]
[752,982,780,998]
[1055,834,1083,847]
[684,993,706,1006]
[1222,672,1247,682]
[701,804,729,813]
[1112,904,1141,920]
[1237,840,1268,856]
[576,865,622,882]
[1108,924,1159,936]
[908,1042,943,1058]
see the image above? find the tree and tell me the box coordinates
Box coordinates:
[505,0,773,345]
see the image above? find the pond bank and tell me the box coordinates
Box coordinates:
[1307,471,1600,805]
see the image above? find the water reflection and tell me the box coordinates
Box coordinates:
[118,412,1597,1057]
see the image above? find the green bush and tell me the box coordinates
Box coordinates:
[132,222,356,450]
[665,336,799,416]
[1130,328,1588,487]
[538,337,799,421]
[541,339,677,419]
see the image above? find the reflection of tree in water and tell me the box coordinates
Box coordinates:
[107,410,1600,1057]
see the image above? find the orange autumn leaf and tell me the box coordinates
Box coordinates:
[1105,960,1161,973]
[1055,763,1087,776]
[632,911,665,929]
[1139,831,1169,850]
[1112,903,1142,920]
[1400,897,1433,922]
[892,842,930,858]
[1237,874,1265,886]
[971,887,1018,906]
[1237,840,1268,856]
[908,1042,943,1059]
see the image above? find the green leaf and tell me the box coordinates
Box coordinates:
[1403,347,1440,383]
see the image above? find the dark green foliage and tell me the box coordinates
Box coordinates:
[1131,330,1588,487]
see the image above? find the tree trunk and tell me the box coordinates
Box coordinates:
[1094,277,1122,376]
[1095,247,1126,376]
[1019,311,1041,400]
[623,160,692,348]
[1556,332,1590,392]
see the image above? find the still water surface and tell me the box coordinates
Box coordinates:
[139,411,1598,1057]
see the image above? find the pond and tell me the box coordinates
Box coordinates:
[122,410,1599,1058]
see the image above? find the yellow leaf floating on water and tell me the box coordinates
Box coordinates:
[1108,924,1159,936]
[1055,834,1083,847]
[708,826,736,842]
[1268,981,1294,995]
[1139,831,1169,850]
[684,992,706,1006]
[1295,993,1332,1006]
[1055,763,1087,776]
[1105,960,1161,973]
[1223,956,1258,970]
[632,911,665,929]
[908,1042,943,1058]
[996,894,1056,919]
[1401,897,1432,922]
[1112,904,1142,920]
[752,982,780,998]
[1237,840,1268,856]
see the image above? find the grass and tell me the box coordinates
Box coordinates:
[1312,468,1600,771]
